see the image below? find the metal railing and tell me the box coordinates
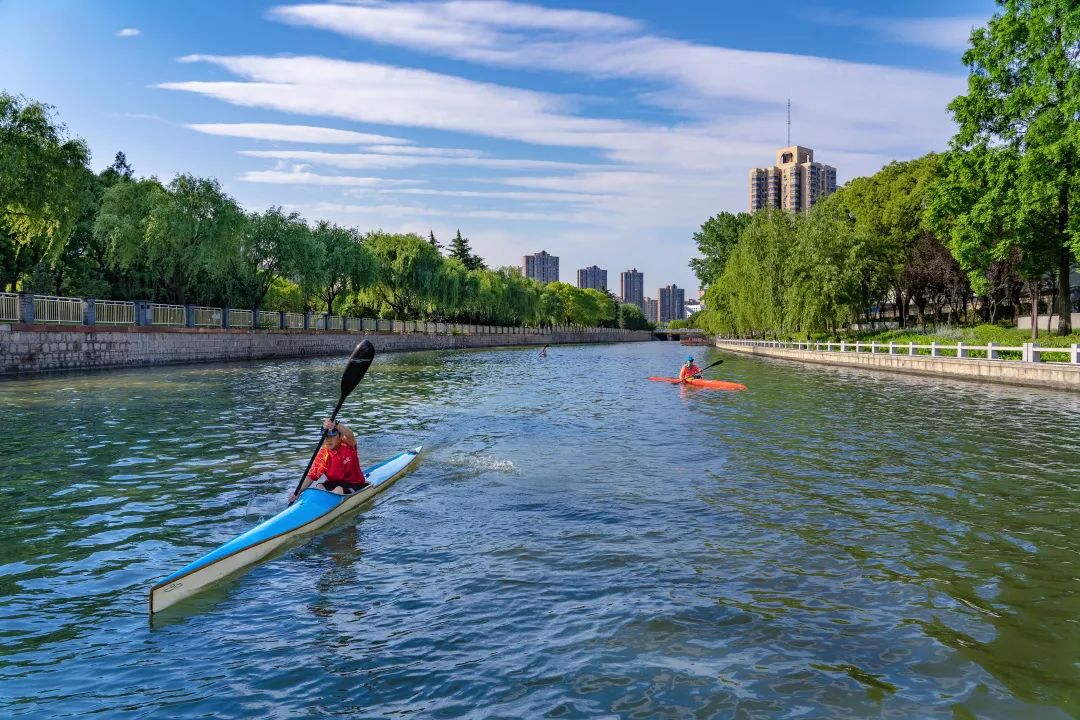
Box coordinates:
[192,306,222,327]
[34,295,83,324]
[228,309,253,328]
[96,300,136,325]
[0,292,19,322]
[4,291,650,337]
[151,303,185,326]
[717,338,1080,365]
[255,310,278,329]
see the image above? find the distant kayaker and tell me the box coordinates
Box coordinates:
[539,344,549,358]
[288,418,368,503]
[679,356,702,382]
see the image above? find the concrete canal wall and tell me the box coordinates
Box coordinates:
[715,340,1080,392]
[0,324,654,376]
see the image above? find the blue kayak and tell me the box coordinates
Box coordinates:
[149,446,422,614]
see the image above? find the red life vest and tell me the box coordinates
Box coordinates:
[307,443,366,485]
[679,364,701,380]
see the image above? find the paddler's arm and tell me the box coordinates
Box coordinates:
[335,421,357,448]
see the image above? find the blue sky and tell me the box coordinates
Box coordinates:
[0,0,996,296]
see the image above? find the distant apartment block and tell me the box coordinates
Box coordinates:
[522,250,559,283]
[620,268,644,309]
[643,297,658,323]
[577,265,607,291]
[750,145,836,214]
[658,284,685,324]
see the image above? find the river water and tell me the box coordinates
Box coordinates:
[1,342,1079,719]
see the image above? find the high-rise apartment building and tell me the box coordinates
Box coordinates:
[620,268,644,309]
[749,145,836,214]
[577,265,607,291]
[643,297,658,323]
[658,284,685,324]
[522,250,559,283]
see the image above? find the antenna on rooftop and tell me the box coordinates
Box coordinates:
[786,99,791,146]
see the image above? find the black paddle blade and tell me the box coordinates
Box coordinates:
[341,340,375,399]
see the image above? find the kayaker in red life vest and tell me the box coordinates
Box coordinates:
[679,356,702,382]
[288,418,368,504]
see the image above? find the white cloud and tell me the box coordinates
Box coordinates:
[186,122,411,145]
[162,55,635,148]
[263,0,962,151]
[239,170,421,186]
[237,149,600,171]
[115,28,141,38]
[158,1,975,292]
[807,10,984,53]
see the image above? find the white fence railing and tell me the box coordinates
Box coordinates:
[151,303,185,326]
[192,307,222,327]
[228,309,253,328]
[717,338,1080,365]
[34,295,83,324]
[255,310,278,329]
[0,292,19,322]
[96,300,136,325]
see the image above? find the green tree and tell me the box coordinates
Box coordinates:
[310,221,374,313]
[618,302,648,330]
[234,207,319,310]
[359,232,446,319]
[704,209,796,337]
[689,211,751,289]
[0,92,91,290]
[449,228,485,270]
[428,229,441,251]
[937,0,1080,335]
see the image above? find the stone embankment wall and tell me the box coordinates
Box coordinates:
[715,340,1080,392]
[0,325,654,376]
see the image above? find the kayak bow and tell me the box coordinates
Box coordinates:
[648,376,747,391]
[149,446,422,614]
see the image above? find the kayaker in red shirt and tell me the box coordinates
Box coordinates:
[288,418,367,503]
[679,356,702,382]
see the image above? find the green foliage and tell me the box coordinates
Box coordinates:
[262,276,305,313]
[618,302,648,330]
[0,92,91,289]
[689,211,750,288]
[359,232,448,319]
[234,206,319,309]
[310,221,373,313]
[703,210,795,337]
[667,319,689,329]
[932,0,1080,334]
[448,228,485,270]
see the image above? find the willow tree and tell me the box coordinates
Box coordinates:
[705,209,796,337]
[1,93,91,290]
[235,207,320,310]
[359,232,446,319]
[936,0,1080,335]
[309,221,374,313]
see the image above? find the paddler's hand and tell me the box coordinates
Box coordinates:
[322,418,337,431]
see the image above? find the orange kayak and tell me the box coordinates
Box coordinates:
[648,376,747,391]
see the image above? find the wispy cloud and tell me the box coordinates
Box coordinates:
[115,28,141,38]
[156,1,975,290]
[187,122,411,145]
[807,10,983,53]
[239,170,421,186]
[237,149,601,171]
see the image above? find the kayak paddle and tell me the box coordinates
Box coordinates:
[289,340,376,504]
[682,358,723,383]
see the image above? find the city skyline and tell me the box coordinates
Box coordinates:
[0,1,993,296]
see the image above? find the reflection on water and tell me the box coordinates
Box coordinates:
[1,343,1079,718]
